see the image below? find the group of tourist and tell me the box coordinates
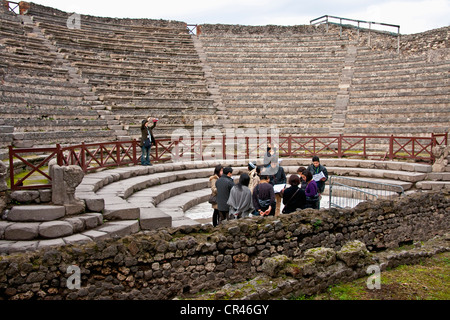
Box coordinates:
[208,150,329,226]
[139,121,329,226]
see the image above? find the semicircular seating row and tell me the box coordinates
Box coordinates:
[1,158,441,255]
[75,157,436,234]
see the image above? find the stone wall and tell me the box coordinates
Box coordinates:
[200,23,325,35]
[201,22,449,57]
[327,23,449,56]
[25,2,187,29]
[0,190,448,300]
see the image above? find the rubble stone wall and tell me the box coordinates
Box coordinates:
[0,191,448,300]
[201,22,449,56]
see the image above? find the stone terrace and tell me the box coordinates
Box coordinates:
[0,10,112,150]
[198,24,450,138]
[1,4,448,152]
[2,157,449,255]
[345,47,450,136]
[25,3,218,140]
[198,24,346,135]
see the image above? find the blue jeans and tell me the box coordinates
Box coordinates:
[141,144,151,165]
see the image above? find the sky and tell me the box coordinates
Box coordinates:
[28,0,450,34]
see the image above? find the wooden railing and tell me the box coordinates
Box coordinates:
[8,133,448,190]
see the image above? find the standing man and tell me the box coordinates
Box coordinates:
[307,156,328,208]
[215,166,235,224]
[140,117,158,166]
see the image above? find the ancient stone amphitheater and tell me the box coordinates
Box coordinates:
[0,1,449,301]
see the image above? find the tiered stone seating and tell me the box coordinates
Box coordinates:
[0,11,111,148]
[345,47,450,136]
[2,156,448,254]
[198,24,349,135]
[26,3,217,139]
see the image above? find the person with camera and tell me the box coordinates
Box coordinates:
[140,117,158,166]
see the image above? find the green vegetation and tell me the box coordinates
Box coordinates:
[7,166,50,188]
[292,252,450,300]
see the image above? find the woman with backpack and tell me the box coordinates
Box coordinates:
[303,170,320,209]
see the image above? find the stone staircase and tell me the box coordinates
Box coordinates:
[191,34,227,125]
[329,44,357,135]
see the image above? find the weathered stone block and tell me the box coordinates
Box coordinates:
[10,190,40,203]
[261,255,290,277]
[304,247,336,266]
[78,213,102,229]
[65,203,85,216]
[51,164,84,207]
[62,234,93,245]
[39,221,73,239]
[5,223,39,240]
[8,205,65,222]
[336,240,370,267]
[139,208,172,230]
[64,217,84,233]
[103,204,140,220]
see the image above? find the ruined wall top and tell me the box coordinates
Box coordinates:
[24,1,187,30]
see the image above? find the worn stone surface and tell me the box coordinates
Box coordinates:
[432,145,449,172]
[51,165,85,212]
[38,221,73,239]
[139,208,172,230]
[7,205,65,222]
[336,240,370,267]
[4,223,39,240]
[103,204,140,220]
[0,191,447,300]
[81,196,105,212]
[10,191,40,203]
[304,247,336,267]
[261,255,290,277]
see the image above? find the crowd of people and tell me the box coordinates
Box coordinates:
[208,151,329,226]
[139,121,329,226]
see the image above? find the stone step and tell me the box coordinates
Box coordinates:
[0,213,103,241]
[126,178,210,207]
[93,220,140,239]
[426,172,450,181]
[102,203,140,221]
[329,177,413,191]
[0,218,138,255]
[139,208,172,230]
[415,181,450,191]
[7,205,65,222]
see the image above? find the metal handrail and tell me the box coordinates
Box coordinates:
[311,15,400,31]
[328,175,404,209]
[310,15,401,53]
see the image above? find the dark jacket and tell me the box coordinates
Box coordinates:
[140,120,156,147]
[253,182,276,212]
[215,175,235,212]
[282,185,306,213]
[269,166,287,185]
[307,163,328,193]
